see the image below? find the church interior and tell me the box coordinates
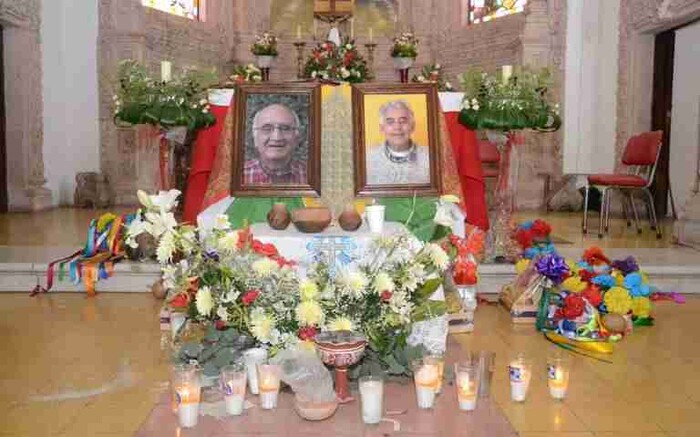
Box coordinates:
[2,0,700,435]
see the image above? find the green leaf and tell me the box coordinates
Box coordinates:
[415,277,443,301]
[226,197,305,229]
[411,300,448,322]
[378,197,438,241]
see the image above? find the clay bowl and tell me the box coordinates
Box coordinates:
[294,396,339,421]
[291,207,332,233]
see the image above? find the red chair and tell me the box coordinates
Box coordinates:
[582,131,663,238]
[478,139,500,179]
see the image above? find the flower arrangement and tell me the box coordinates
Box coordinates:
[227,64,263,84]
[458,66,561,132]
[391,32,419,58]
[113,60,217,131]
[250,32,278,56]
[514,219,555,259]
[303,38,371,83]
[411,63,454,91]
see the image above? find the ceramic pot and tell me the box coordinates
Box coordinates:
[151,279,167,299]
[291,207,332,233]
[338,204,362,231]
[267,203,291,230]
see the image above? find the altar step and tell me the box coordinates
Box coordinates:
[0,246,698,294]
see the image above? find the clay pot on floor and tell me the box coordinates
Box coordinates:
[151,279,167,300]
[267,203,291,230]
[338,204,362,231]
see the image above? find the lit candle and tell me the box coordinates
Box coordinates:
[502,65,513,84]
[243,348,268,395]
[547,359,570,400]
[369,27,374,43]
[161,60,172,83]
[257,363,280,410]
[175,384,201,428]
[413,360,439,409]
[220,364,247,416]
[508,357,531,402]
[359,376,384,424]
[425,355,445,394]
[296,24,302,40]
[455,366,479,411]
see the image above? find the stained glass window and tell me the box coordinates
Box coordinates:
[467,0,527,24]
[142,0,202,20]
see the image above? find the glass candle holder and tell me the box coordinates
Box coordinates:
[257,362,281,410]
[170,312,186,338]
[425,354,445,395]
[412,358,439,409]
[172,364,201,428]
[454,361,480,411]
[359,375,384,424]
[547,356,571,400]
[508,355,532,402]
[220,363,247,415]
[243,347,268,395]
[476,350,495,398]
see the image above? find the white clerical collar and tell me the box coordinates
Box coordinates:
[384,142,417,163]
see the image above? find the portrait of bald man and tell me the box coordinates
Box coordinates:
[244,103,307,185]
[365,99,430,185]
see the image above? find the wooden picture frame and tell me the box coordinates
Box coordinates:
[231,82,321,197]
[352,83,442,197]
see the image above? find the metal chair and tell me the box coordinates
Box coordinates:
[582,131,663,239]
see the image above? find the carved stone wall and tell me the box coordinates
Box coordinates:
[0,0,52,211]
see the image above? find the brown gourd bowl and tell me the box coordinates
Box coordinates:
[291,207,332,233]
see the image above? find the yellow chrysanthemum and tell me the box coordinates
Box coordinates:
[299,279,319,301]
[631,296,651,318]
[515,259,531,274]
[252,257,277,277]
[561,276,587,293]
[250,309,275,342]
[611,270,625,286]
[295,301,324,326]
[604,286,632,314]
[566,259,580,274]
[328,317,354,331]
[373,272,395,293]
[195,286,214,316]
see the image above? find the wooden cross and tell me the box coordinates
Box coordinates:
[314,0,354,23]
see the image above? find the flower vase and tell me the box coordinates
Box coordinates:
[256,55,276,81]
[392,57,414,83]
[485,130,520,263]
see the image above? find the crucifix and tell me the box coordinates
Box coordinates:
[314,0,355,42]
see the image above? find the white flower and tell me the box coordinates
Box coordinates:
[460,100,470,110]
[295,300,324,326]
[140,189,180,213]
[192,104,198,109]
[433,201,455,228]
[250,308,275,343]
[216,305,229,322]
[161,265,178,290]
[373,272,395,293]
[402,263,426,292]
[471,98,478,106]
[445,81,452,89]
[328,317,354,332]
[345,44,353,50]
[336,270,368,297]
[112,95,119,101]
[199,98,208,105]
[340,67,350,78]
[353,70,361,77]
[202,108,209,114]
[221,290,240,303]
[417,75,426,82]
[144,211,178,238]
[195,286,214,317]
[213,214,231,231]
[299,279,319,301]
[217,231,239,254]
[125,214,147,248]
[473,104,480,111]
[322,72,329,79]
[311,71,317,78]
[435,63,441,69]
[156,231,176,264]
[252,257,278,277]
[424,243,449,270]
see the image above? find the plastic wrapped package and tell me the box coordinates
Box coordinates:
[270,346,336,403]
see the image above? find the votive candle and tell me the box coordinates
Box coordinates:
[413,359,439,409]
[508,356,532,402]
[454,362,479,411]
[176,384,200,428]
[257,363,281,410]
[243,348,268,395]
[220,364,247,415]
[359,375,384,424]
[502,64,513,84]
[547,357,571,400]
[426,355,445,394]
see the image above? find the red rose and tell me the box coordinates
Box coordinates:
[215,320,227,330]
[298,326,318,341]
[582,285,602,307]
[578,269,595,283]
[251,239,279,258]
[530,220,552,239]
[562,294,585,320]
[514,229,534,249]
[169,293,190,309]
[241,290,260,306]
[380,290,393,302]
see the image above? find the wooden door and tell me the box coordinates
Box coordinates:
[651,29,674,217]
[0,25,6,212]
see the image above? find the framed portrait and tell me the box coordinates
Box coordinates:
[352,83,442,197]
[231,83,321,197]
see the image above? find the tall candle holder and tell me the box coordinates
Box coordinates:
[293,41,306,79]
[364,43,377,79]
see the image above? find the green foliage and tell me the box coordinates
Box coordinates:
[391,32,419,58]
[225,197,305,229]
[176,325,254,377]
[113,60,218,131]
[379,197,438,241]
[303,37,371,83]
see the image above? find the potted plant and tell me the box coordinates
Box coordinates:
[390,32,419,83]
[303,37,371,83]
[411,63,454,91]
[251,32,279,81]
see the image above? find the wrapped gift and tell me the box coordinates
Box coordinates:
[499,262,546,324]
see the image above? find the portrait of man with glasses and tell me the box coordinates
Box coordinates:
[244,103,308,185]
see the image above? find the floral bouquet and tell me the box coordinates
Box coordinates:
[390,32,419,58]
[458,66,561,132]
[303,38,371,83]
[227,64,263,85]
[411,63,454,91]
[513,219,555,260]
[113,60,217,131]
[250,32,278,56]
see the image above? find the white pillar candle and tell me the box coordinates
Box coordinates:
[365,205,386,234]
[175,386,200,428]
[502,65,513,84]
[414,364,439,409]
[243,348,268,395]
[425,355,445,395]
[509,360,531,402]
[259,390,278,409]
[161,60,172,82]
[359,377,384,424]
[225,395,245,415]
[547,363,569,400]
[257,363,280,410]
[456,373,478,411]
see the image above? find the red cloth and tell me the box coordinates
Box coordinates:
[443,112,489,231]
[182,104,231,224]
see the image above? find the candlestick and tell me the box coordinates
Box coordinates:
[243,348,268,395]
[454,362,479,411]
[412,359,439,409]
[293,41,306,79]
[364,43,377,80]
[547,357,571,400]
[508,356,532,402]
[220,363,247,416]
[161,60,172,83]
[257,363,281,410]
[359,375,384,424]
[502,65,513,84]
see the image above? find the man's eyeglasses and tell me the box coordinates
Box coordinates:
[383,117,411,127]
[253,124,298,135]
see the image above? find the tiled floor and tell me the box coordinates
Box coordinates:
[0,292,697,436]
